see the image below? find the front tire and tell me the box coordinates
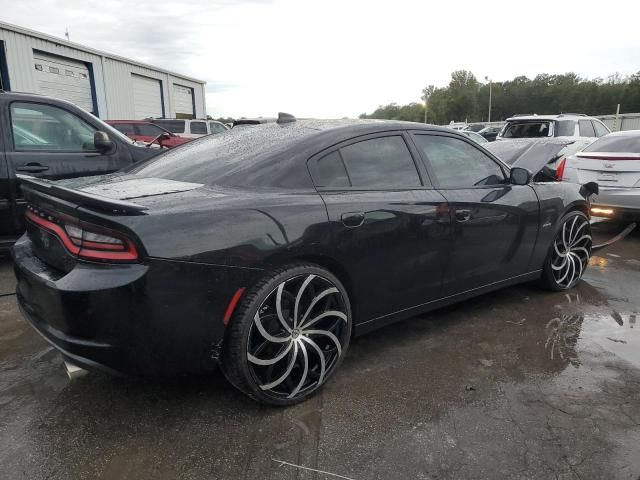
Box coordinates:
[540,211,592,291]
[221,264,352,406]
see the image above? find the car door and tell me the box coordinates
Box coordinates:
[411,132,539,295]
[308,132,451,324]
[4,101,128,180]
[0,125,15,240]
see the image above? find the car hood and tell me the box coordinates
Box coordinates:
[486,138,577,174]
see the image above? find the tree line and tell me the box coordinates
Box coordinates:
[360,70,640,125]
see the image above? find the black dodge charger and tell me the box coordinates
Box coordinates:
[13,116,594,405]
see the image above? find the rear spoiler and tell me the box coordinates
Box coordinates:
[17,174,148,215]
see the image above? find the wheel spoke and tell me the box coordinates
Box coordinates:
[293,275,315,328]
[300,336,326,384]
[275,283,292,333]
[299,287,339,327]
[302,329,343,356]
[300,310,347,331]
[248,341,293,366]
[288,341,309,398]
[569,220,587,245]
[254,312,290,343]
[259,342,298,391]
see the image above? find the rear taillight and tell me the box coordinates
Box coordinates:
[555,157,566,181]
[26,206,139,263]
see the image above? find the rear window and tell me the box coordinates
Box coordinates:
[128,123,317,188]
[153,120,185,134]
[501,121,552,138]
[584,135,640,153]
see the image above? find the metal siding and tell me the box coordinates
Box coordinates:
[0,25,206,121]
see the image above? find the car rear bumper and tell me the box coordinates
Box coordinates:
[12,235,259,376]
[590,187,640,219]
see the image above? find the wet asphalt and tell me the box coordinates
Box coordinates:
[0,220,639,480]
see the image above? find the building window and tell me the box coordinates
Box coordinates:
[48,66,60,74]
[65,70,74,77]
[35,64,43,71]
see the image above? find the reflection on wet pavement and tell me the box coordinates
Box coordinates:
[0,222,639,479]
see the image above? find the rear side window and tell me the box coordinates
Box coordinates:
[502,121,551,138]
[579,120,595,137]
[154,120,185,134]
[414,135,505,188]
[584,134,640,153]
[339,136,421,188]
[190,122,207,134]
[311,151,350,188]
[555,120,575,136]
[593,121,610,137]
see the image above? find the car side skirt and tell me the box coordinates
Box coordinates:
[354,270,542,336]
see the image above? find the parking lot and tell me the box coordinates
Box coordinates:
[0,220,638,480]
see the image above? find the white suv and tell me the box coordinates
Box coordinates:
[497,114,610,141]
[152,119,229,138]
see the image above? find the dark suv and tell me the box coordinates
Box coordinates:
[0,91,160,251]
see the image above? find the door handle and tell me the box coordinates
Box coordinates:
[16,164,49,173]
[341,211,365,228]
[454,209,472,222]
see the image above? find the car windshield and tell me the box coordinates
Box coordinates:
[584,134,640,153]
[501,121,552,138]
[127,123,318,186]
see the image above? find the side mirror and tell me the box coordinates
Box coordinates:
[510,167,532,185]
[160,132,171,141]
[94,131,114,152]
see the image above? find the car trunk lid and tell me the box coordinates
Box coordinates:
[574,152,640,188]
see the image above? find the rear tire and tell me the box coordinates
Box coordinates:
[540,211,592,291]
[221,264,352,406]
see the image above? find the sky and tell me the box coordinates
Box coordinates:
[2,0,640,119]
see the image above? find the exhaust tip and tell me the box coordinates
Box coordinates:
[64,359,87,380]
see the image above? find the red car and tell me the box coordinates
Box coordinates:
[106,120,192,148]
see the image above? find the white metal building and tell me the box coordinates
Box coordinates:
[0,21,206,120]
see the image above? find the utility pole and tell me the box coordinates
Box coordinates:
[422,84,434,124]
[65,28,70,41]
[485,76,492,123]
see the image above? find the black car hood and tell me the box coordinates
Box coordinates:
[486,139,574,171]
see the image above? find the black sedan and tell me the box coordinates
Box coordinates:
[13,116,595,405]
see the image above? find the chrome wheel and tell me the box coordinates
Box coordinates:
[246,274,349,400]
[550,215,592,289]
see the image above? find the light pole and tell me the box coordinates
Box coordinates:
[422,84,434,124]
[484,76,492,123]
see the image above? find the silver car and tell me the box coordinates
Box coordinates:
[562,131,640,219]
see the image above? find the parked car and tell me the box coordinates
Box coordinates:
[0,91,161,252]
[562,130,640,220]
[478,126,502,142]
[460,130,488,144]
[106,120,192,148]
[496,114,610,141]
[152,118,229,138]
[13,117,597,405]
[486,137,593,180]
[464,123,485,132]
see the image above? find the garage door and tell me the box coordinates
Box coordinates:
[173,84,194,119]
[132,74,163,119]
[33,52,94,113]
